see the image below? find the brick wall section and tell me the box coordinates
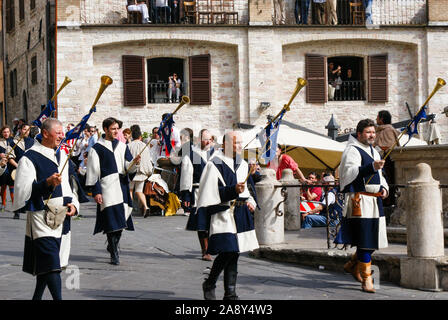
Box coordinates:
[5,0,50,125]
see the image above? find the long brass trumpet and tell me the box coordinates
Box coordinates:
[51,76,72,102]
[57,76,113,180]
[89,76,114,111]
[124,95,191,175]
[365,77,446,185]
[243,77,307,151]
[6,76,73,164]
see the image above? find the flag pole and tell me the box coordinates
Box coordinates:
[242,78,307,150]
[230,78,307,210]
[45,76,113,206]
[124,95,190,175]
[365,77,446,185]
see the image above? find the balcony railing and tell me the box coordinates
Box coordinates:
[79,0,247,25]
[74,0,425,26]
[148,82,188,104]
[331,80,366,101]
[287,0,427,26]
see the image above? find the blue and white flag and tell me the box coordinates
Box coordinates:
[256,109,286,163]
[56,107,96,155]
[33,100,55,128]
[401,105,427,147]
[158,113,175,156]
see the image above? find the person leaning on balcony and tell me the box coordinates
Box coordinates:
[295,0,311,25]
[312,0,326,25]
[362,0,373,25]
[327,62,341,101]
[127,0,151,24]
[273,0,286,25]
[326,0,337,25]
[168,73,181,103]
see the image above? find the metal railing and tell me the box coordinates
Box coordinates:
[289,0,427,26]
[331,80,366,101]
[148,82,187,103]
[276,182,447,249]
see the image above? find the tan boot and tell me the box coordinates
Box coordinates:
[199,237,212,261]
[359,261,376,293]
[343,254,362,283]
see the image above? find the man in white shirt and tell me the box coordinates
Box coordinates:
[127,0,151,24]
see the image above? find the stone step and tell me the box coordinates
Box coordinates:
[387,227,448,246]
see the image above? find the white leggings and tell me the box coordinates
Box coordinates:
[128,4,149,20]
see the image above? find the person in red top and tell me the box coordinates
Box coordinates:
[269,145,309,183]
[301,172,322,201]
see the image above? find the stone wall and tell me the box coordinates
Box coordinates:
[5,0,51,126]
[56,23,448,142]
[57,27,245,137]
[390,145,448,227]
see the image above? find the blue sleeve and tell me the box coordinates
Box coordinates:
[92,181,102,197]
[218,185,239,203]
[358,162,376,178]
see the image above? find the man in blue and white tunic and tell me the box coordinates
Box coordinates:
[86,117,140,266]
[13,118,79,300]
[197,131,258,300]
[182,129,215,261]
[338,119,388,293]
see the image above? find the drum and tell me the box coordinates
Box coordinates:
[10,169,16,181]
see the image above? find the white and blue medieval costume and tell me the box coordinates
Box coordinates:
[197,150,258,300]
[86,135,136,265]
[12,140,80,299]
[336,134,389,262]
[180,144,215,259]
[182,145,214,230]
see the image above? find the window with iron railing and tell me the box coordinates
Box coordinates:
[148,82,188,103]
[307,55,386,103]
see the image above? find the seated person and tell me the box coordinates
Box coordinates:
[127,0,151,24]
[155,0,171,23]
[300,172,322,201]
[302,174,339,229]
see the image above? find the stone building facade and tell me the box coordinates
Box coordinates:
[3,0,55,126]
[56,0,448,142]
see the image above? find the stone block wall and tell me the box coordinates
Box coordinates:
[56,27,244,138]
[5,0,50,126]
[56,23,448,143]
[428,0,448,23]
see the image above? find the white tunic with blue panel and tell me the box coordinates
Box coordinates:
[13,141,80,275]
[86,136,136,235]
[181,145,214,231]
[196,151,259,255]
[338,135,389,250]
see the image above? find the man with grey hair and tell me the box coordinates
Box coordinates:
[183,128,215,261]
[196,130,259,300]
[13,118,80,300]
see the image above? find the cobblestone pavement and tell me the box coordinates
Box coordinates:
[1,200,448,301]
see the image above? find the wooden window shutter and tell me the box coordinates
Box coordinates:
[305,54,327,103]
[122,55,146,106]
[189,54,211,105]
[368,54,388,103]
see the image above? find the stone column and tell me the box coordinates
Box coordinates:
[254,168,284,245]
[400,163,445,291]
[280,168,301,230]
